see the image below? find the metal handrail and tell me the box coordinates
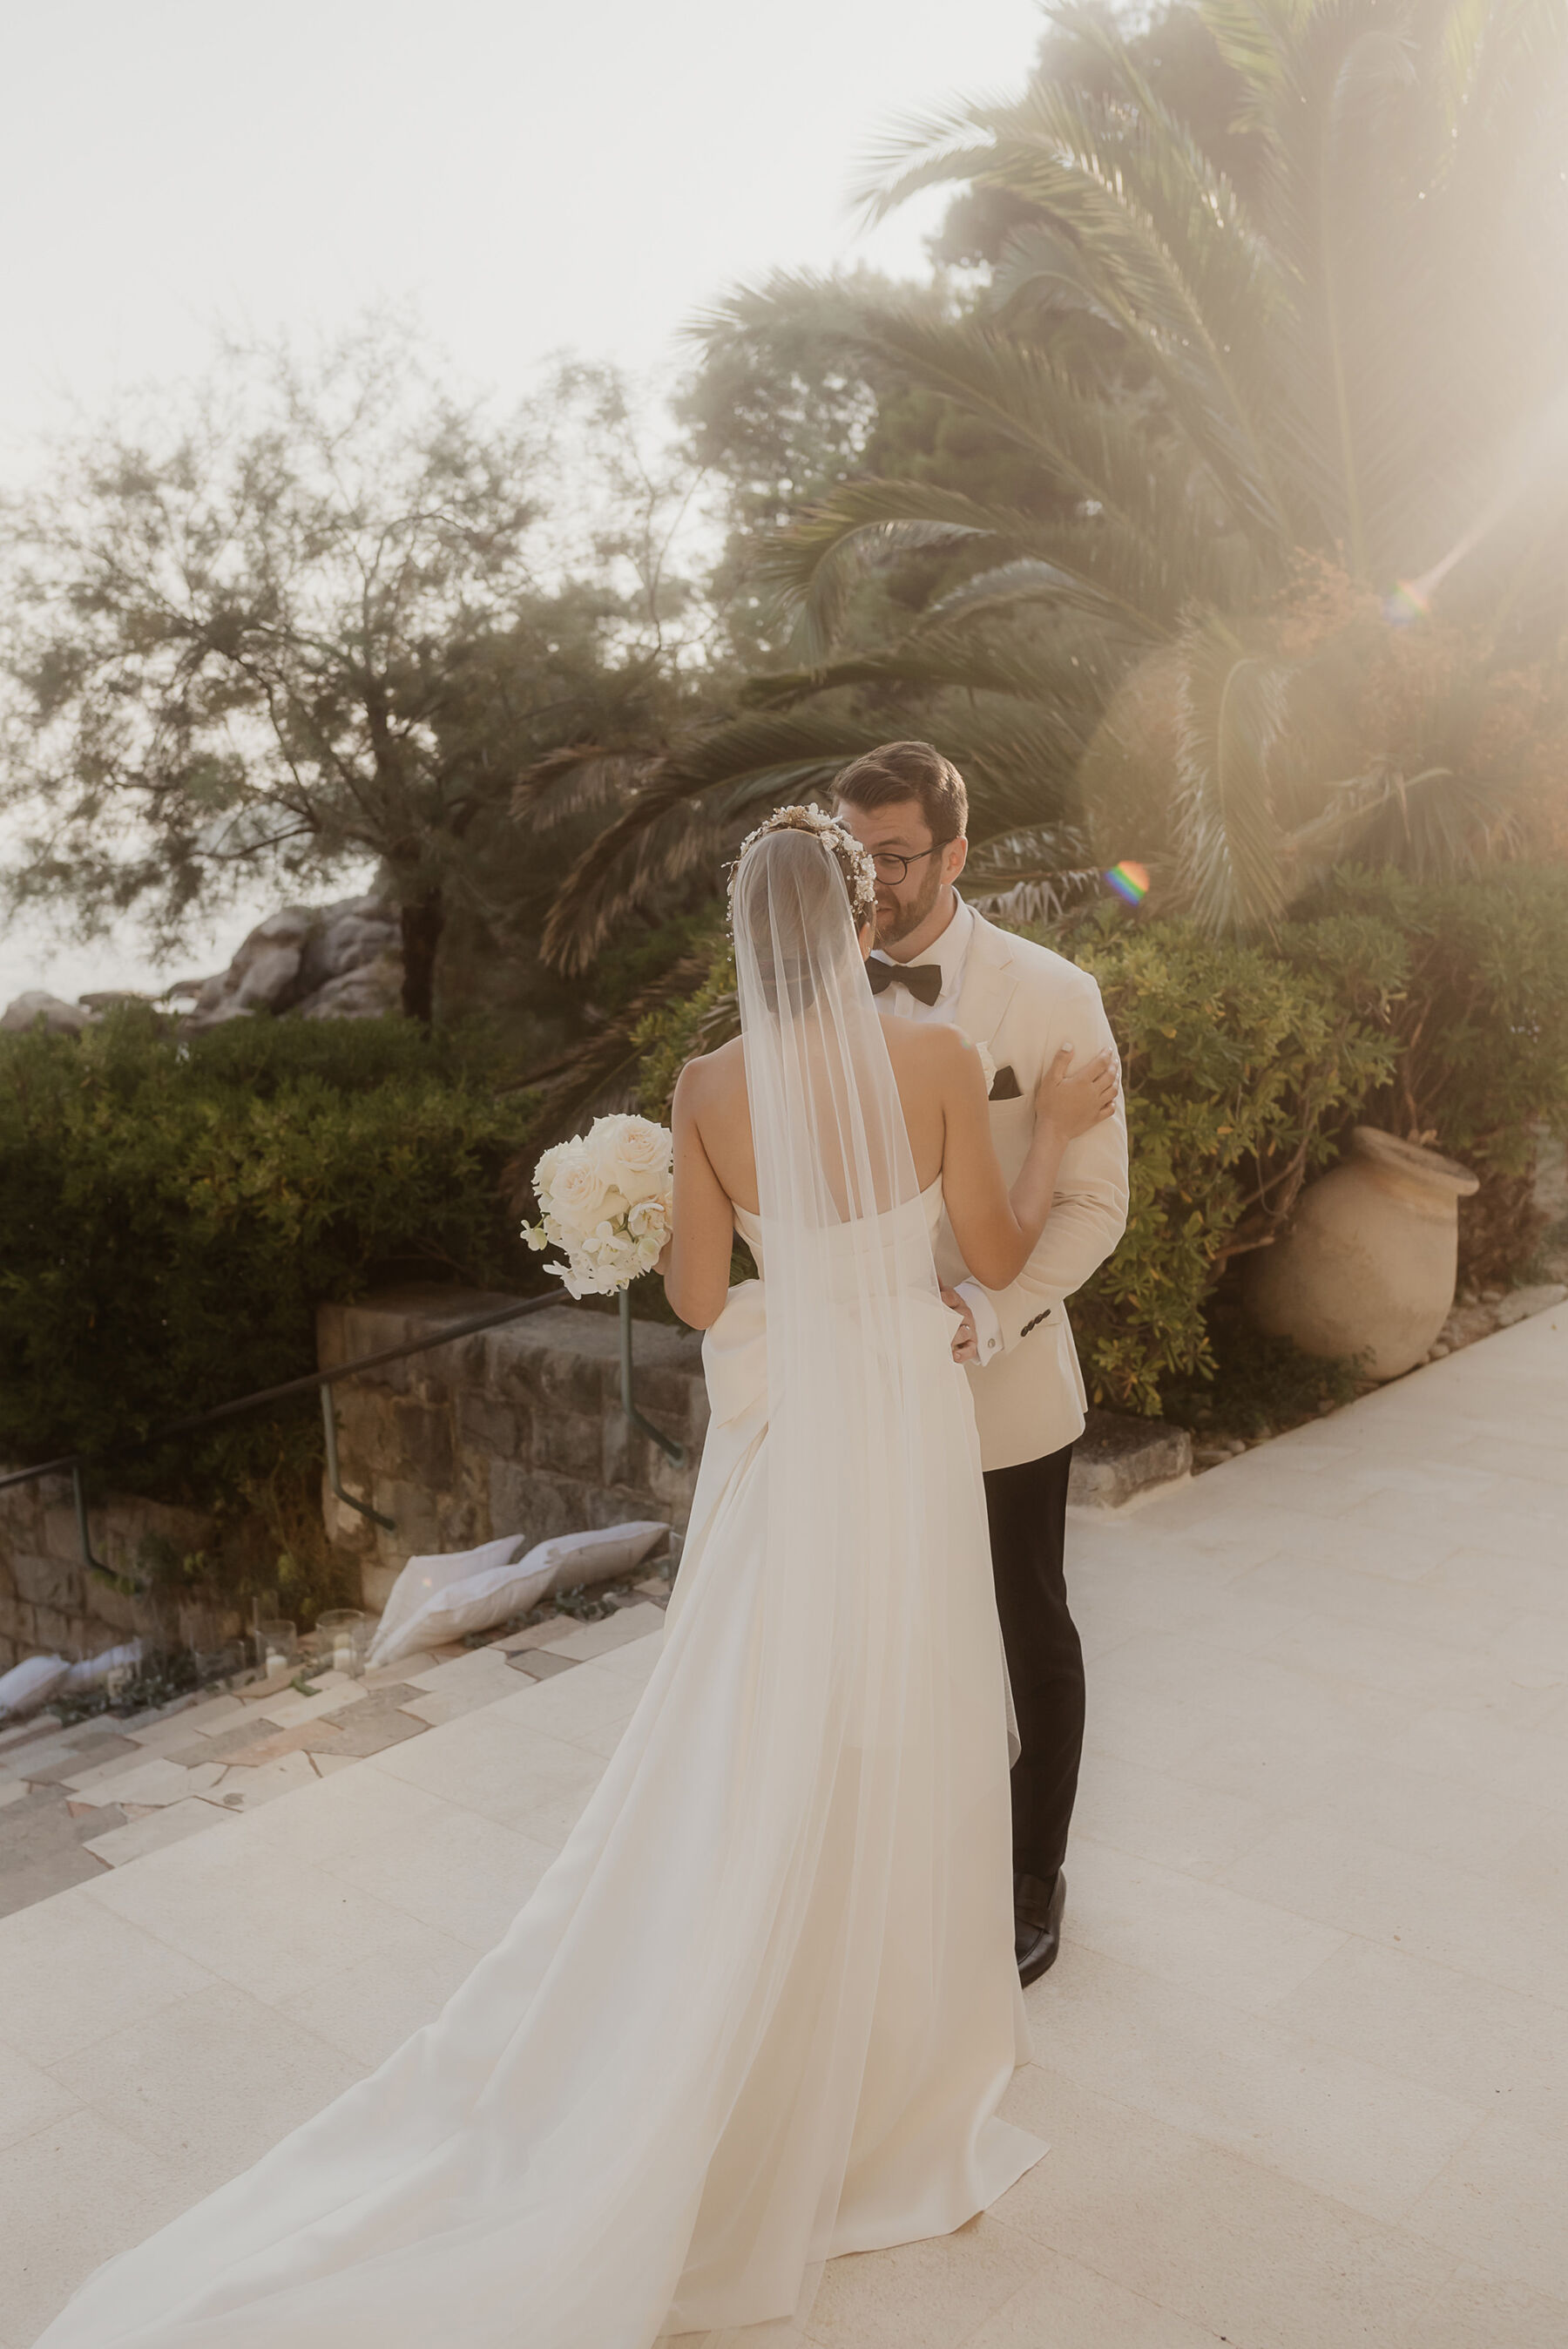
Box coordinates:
[2,1290,687,1586]
[619,1290,687,1468]
[321,1385,395,1532]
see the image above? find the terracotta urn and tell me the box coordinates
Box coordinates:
[1244,1127,1479,1381]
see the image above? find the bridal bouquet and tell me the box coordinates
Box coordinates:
[522,1114,674,1299]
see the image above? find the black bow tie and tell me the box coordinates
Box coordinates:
[868,958,943,1006]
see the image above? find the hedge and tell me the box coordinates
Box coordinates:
[1058,915,1393,1411]
[0,1012,537,1511]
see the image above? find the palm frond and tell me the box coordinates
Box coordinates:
[516,742,659,831]
[535,708,922,972]
[853,93,1027,225]
[962,820,1104,924]
[978,82,1290,516]
[504,938,724,1171]
[1173,616,1294,931]
[760,471,1183,651]
[536,783,724,976]
[916,557,1102,631]
[856,13,1296,546]
[738,623,1110,711]
[755,498,1004,667]
[1286,759,1525,881]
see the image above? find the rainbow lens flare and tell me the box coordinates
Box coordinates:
[1382,579,1431,627]
[1104,861,1150,906]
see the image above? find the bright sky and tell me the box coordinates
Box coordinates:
[0,0,1047,1005]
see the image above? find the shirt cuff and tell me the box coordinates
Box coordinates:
[956,1281,1004,1364]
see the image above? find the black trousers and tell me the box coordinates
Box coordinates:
[983,1442,1083,1892]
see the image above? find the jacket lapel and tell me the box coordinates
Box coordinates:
[954,909,1021,1051]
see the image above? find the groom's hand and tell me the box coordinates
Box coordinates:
[942,1286,980,1364]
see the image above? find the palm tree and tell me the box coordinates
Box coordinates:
[530,0,1568,962]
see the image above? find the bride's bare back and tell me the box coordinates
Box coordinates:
[664,1007,1117,1330]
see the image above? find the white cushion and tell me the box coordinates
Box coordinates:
[62,1641,143,1692]
[368,1533,528,1672]
[366,1521,669,1668]
[0,1653,71,1719]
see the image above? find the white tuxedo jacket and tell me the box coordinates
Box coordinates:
[934,911,1129,1472]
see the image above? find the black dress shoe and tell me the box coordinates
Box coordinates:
[1015,1871,1065,1986]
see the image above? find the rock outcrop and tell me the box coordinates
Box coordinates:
[1,897,404,1036]
[0,990,96,1034]
[171,896,402,1027]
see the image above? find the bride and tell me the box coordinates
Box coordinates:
[34,808,1118,2349]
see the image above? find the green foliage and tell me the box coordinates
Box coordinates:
[1302,864,1568,1177]
[0,1010,537,1508]
[628,863,1568,1420]
[564,0,1568,955]
[1160,1303,1364,1439]
[592,904,729,1019]
[0,328,724,1026]
[1292,863,1568,1280]
[1056,913,1394,1411]
[631,928,739,1123]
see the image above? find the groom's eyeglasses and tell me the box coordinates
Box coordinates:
[870,845,947,885]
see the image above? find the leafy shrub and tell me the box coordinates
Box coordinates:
[1050,916,1394,1411]
[1159,1303,1366,1439]
[0,1011,537,1507]
[632,863,1568,1419]
[1293,864,1568,1280]
[632,910,1391,1412]
[632,922,738,1122]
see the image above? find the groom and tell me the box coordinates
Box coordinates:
[835,741,1129,1983]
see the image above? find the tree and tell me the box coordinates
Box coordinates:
[0,325,706,1022]
[536,0,1568,956]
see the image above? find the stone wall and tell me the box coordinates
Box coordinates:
[317,1286,1198,1615]
[315,1288,709,1612]
[0,1479,230,1674]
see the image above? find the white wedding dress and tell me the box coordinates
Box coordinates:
[34,831,1044,2349]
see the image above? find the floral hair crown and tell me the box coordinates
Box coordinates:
[731,804,879,933]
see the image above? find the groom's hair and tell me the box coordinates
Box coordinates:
[833,741,969,843]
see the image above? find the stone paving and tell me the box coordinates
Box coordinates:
[1,1306,1565,2348]
[0,1588,672,1919]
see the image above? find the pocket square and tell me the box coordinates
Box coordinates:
[988,1064,1023,1101]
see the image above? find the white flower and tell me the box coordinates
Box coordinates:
[542,1146,604,1226]
[625,1195,671,1241]
[974,1040,997,1097]
[525,1117,674,1296]
[588,1113,673,1204]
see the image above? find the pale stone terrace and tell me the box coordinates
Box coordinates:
[0,1307,1564,2349]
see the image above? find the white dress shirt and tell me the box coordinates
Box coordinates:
[871,895,1004,1365]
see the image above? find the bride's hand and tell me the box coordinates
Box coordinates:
[1034,1043,1119,1140]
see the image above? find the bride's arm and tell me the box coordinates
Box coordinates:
[661,1061,738,1330]
[936,1028,1119,1290]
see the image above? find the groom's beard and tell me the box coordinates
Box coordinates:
[875,862,945,947]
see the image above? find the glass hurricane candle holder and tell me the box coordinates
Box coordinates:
[256,1618,297,1678]
[314,1608,368,1679]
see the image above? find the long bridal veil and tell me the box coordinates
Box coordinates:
[34,825,1030,2349]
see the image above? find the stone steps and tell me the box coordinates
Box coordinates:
[0,1588,670,1919]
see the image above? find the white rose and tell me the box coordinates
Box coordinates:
[544,1147,605,1228]
[625,1195,670,1241]
[589,1114,673,1204]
